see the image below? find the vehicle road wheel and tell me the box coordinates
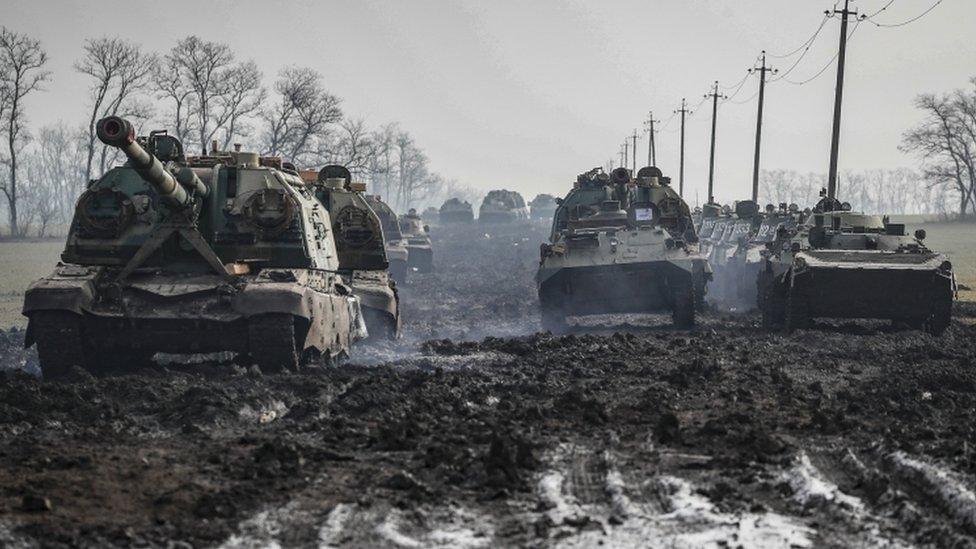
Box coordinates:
[671,278,696,329]
[249,314,300,373]
[32,311,90,380]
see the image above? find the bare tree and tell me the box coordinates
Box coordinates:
[215,60,265,149]
[367,122,398,201]
[261,66,342,166]
[328,118,374,177]
[0,26,50,237]
[75,37,157,185]
[903,89,976,217]
[154,53,197,147]
[165,36,233,155]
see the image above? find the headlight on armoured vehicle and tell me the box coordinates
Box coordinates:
[939,260,953,274]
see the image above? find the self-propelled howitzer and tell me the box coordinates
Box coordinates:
[23,116,365,378]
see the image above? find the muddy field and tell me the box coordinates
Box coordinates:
[2,222,976,548]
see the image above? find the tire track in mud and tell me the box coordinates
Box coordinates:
[529,442,815,548]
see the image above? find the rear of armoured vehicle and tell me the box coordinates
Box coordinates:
[23,117,365,378]
[537,166,710,331]
[439,197,474,224]
[399,210,434,273]
[759,196,954,334]
[479,189,530,223]
[529,194,559,221]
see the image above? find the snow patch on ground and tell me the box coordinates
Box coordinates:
[888,451,976,532]
[537,444,815,549]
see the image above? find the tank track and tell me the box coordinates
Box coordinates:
[671,277,696,329]
[248,314,300,372]
[32,311,90,379]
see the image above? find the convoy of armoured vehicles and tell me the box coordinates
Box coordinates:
[19,118,960,379]
[537,166,710,331]
[479,189,530,223]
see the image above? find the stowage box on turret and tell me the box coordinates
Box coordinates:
[23,117,365,378]
[537,166,711,330]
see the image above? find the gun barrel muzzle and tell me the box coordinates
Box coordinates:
[96,116,205,209]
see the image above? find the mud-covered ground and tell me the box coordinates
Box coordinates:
[2,222,976,548]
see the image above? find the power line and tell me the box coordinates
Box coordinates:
[731,90,761,105]
[767,14,831,59]
[865,0,942,27]
[780,19,863,86]
[866,0,896,18]
[722,71,754,102]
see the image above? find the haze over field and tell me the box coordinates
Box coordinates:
[3,0,974,204]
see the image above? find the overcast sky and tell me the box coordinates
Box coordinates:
[4,0,974,205]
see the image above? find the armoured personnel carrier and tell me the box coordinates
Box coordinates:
[439,198,474,224]
[759,193,954,334]
[529,194,559,221]
[399,209,434,272]
[365,195,409,284]
[479,189,530,223]
[304,166,401,339]
[23,117,364,378]
[707,200,761,307]
[421,206,439,225]
[537,166,710,331]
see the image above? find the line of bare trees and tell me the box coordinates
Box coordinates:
[758,168,955,217]
[0,28,472,237]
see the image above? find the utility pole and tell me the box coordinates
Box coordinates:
[705,81,727,204]
[620,142,627,170]
[827,0,860,200]
[751,51,776,203]
[643,111,660,167]
[674,98,692,198]
[631,130,639,171]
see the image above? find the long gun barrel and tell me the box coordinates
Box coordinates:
[96,116,207,210]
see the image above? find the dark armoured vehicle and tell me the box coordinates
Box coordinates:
[479,189,530,223]
[399,209,434,272]
[439,197,474,224]
[759,194,954,334]
[304,165,401,339]
[364,195,410,284]
[529,193,559,221]
[707,200,762,308]
[537,166,710,331]
[23,117,365,378]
